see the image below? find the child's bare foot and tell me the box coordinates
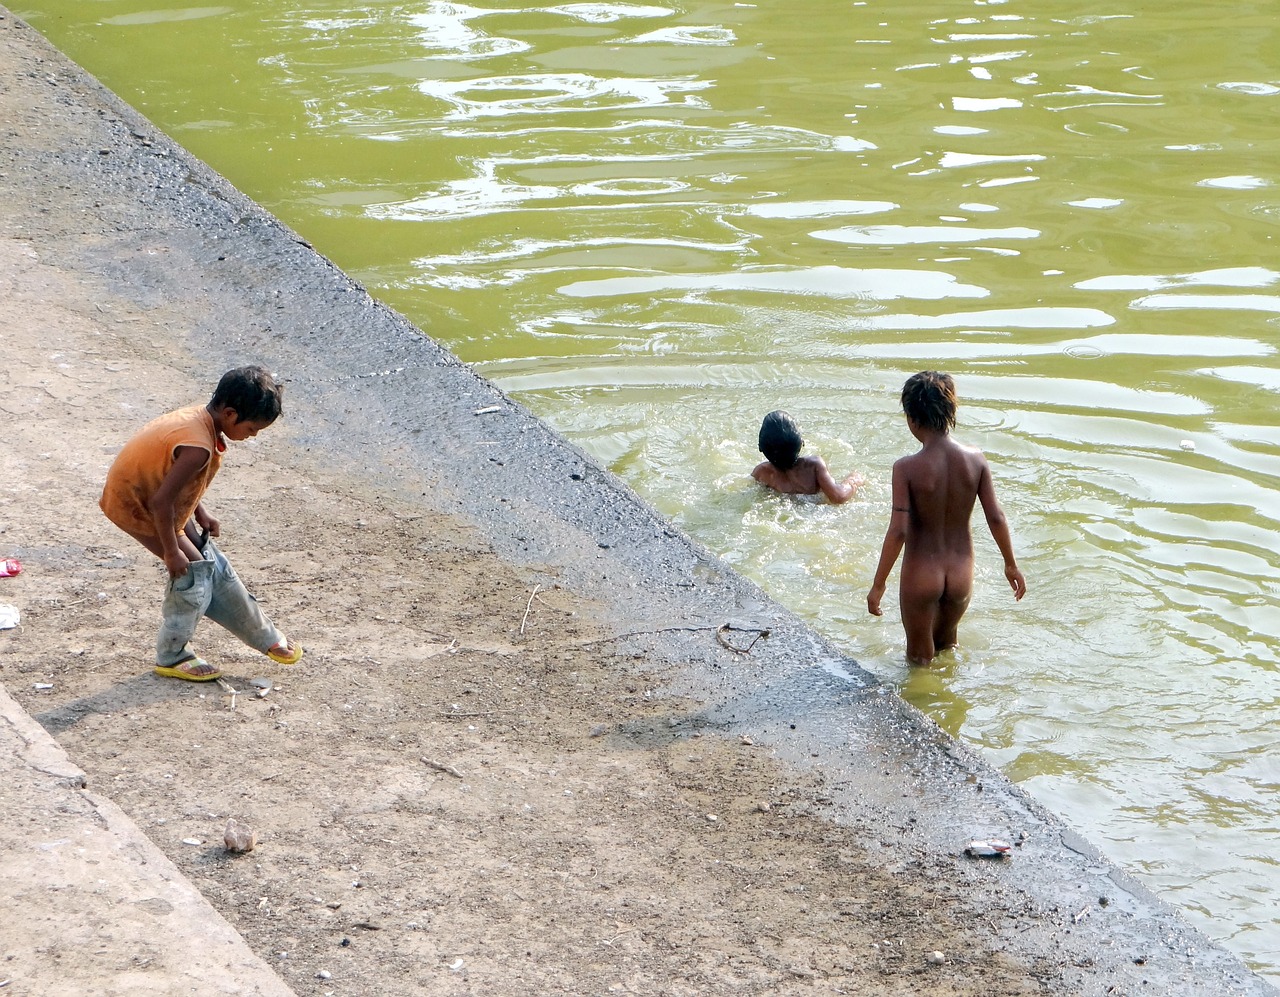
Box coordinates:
[265,639,303,665]
[154,656,222,681]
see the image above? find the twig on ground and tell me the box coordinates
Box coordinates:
[715,623,771,655]
[51,595,95,608]
[600,927,636,947]
[421,758,463,779]
[254,576,325,586]
[216,677,240,710]
[520,584,541,635]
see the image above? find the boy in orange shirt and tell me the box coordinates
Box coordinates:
[867,371,1026,664]
[100,366,302,681]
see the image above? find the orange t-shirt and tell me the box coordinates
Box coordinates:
[100,404,223,539]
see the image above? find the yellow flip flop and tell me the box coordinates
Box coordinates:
[266,640,303,665]
[154,656,222,681]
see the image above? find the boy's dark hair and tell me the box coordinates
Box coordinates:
[901,371,956,433]
[211,366,284,423]
[759,410,803,471]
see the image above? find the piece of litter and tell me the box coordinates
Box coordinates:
[33,683,54,691]
[449,958,465,972]
[0,558,20,577]
[472,405,501,415]
[0,604,19,629]
[964,839,1012,859]
[1180,439,1196,451]
[182,838,203,846]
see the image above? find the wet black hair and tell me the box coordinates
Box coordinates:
[210,365,284,424]
[758,410,803,471]
[901,371,956,433]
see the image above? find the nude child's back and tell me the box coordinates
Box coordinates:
[899,435,988,563]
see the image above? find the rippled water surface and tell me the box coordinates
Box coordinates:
[18,0,1280,976]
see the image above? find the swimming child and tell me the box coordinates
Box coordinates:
[751,410,863,504]
[866,372,1026,664]
[100,365,303,681]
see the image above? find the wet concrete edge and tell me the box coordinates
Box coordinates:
[1,6,1274,993]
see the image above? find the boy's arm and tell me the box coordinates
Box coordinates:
[193,502,220,538]
[147,445,211,578]
[813,457,865,505]
[976,460,1027,601]
[867,462,909,615]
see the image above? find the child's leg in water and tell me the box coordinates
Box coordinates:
[932,589,971,654]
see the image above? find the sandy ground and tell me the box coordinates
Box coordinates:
[0,243,1047,997]
[0,8,1273,996]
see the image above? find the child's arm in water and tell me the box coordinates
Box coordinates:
[975,458,1027,600]
[867,459,909,615]
[812,457,864,505]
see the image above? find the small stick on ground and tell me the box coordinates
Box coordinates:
[716,623,771,655]
[520,583,541,635]
[216,677,240,710]
[421,758,463,779]
[254,576,326,586]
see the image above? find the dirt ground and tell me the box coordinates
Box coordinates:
[0,236,1060,997]
[1,10,1270,997]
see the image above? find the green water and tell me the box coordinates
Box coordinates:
[18,0,1280,976]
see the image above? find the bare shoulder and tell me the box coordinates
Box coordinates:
[752,461,781,486]
[893,450,923,474]
[960,439,991,469]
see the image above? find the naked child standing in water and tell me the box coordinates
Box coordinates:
[867,371,1026,664]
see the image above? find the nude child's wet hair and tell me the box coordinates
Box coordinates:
[758,410,803,470]
[211,365,285,424]
[901,371,956,432]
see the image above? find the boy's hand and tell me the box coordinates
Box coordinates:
[164,549,191,579]
[1006,565,1026,601]
[194,505,220,538]
[867,582,885,616]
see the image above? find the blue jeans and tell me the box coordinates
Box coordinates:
[155,537,282,666]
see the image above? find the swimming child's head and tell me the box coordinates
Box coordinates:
[211,365,285,425]
[901,371,957,433]
[758,410,803,470]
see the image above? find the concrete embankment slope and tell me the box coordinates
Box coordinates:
[0,6,1273,994]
